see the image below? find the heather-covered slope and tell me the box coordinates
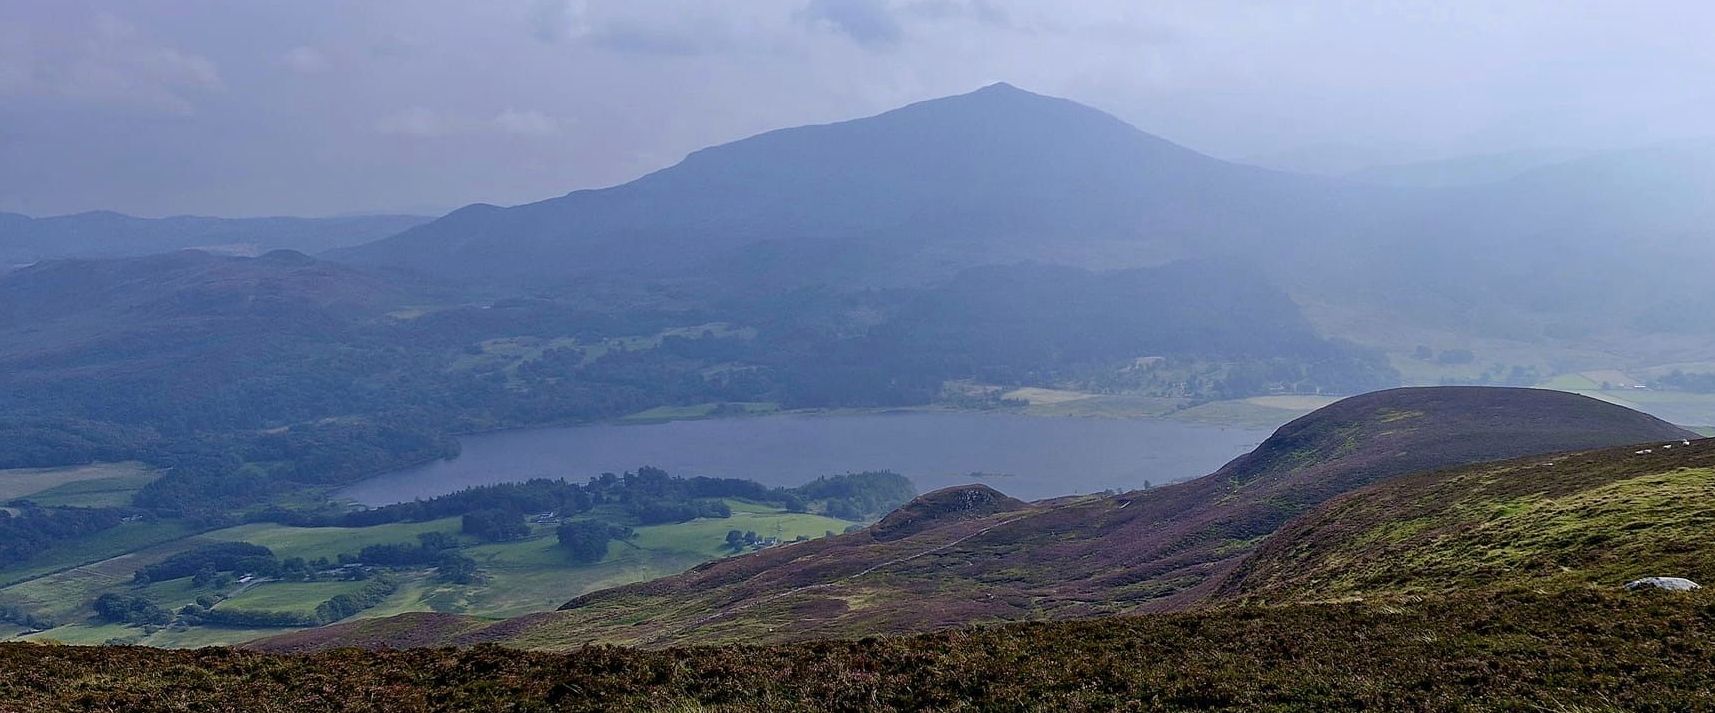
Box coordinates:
[1225,436,1715,601]
[257,387,1691,652]
[14,589,1715,711]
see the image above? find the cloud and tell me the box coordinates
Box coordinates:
[493,109,560,136]
[375,107,563,139]
[801,0,904,49]
[374,107,456,138]
[528,0,583,44]
[281,46,330,74]
[4,12,224,115]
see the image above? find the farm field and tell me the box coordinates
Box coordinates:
[0,462,154,504]
[0,520,205,588]
[2,500,859,647]
[202,518,465,562]
[453,502,854,618]
[1172,395,1341,428]
[216,581,370,614]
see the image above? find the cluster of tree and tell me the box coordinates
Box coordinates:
[0,604,57,631]
[336,532,477,583]
[0,506,127,569]
[1654,370,1715,393]
[461,509,531,542]
[191,607,317,628]
[349,542,444,567]
[556,520,635,564]
[132,542,275,585]
[1412,346,1477,365]
[274,468,820,536]
[1436,364,1543,387]
[310,578,398,624]
[0,418,161,471]
[168,574,408,631]
[131,420,460,516]
[790,472,915,521]
[724,529,763,551]
[269,478,593,529]
[92,593,171,626]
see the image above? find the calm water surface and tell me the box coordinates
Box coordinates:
[337,411,1274,506]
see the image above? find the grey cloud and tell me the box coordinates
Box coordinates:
[4,1,1715,217]
[801,0,905,49]
[0,11,221,115]
[280,46,331,74]
[528,0,579,44]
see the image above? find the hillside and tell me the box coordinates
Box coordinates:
[326,86,1715,349]
[256,387,1692,651]
[1225,435,1715,601]
[0,250,471,482]
[0,211,427,266]
[0,250,424,334]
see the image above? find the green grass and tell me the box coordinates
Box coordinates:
[627,503,851,559]
[22,473,161,508]
[9,503,855,644]
[0,533,218,622]
[216,581,369,615]
[443,503,854,618]
[21,621,308,649]
[0,462,153,503]
[1171,396,1337,428]
[1237,443,1715,601]
[201,517,464,562]
[0,520,203,587]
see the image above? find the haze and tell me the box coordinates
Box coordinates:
[4,0,1713,216]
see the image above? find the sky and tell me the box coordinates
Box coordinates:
[1,0,1712,218]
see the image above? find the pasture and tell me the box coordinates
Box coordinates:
[0,462,153,504]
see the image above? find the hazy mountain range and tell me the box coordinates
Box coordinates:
[323,83,1715,340]
[0,211,428,267]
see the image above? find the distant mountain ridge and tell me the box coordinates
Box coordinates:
[254,387,1692,652]
[0,210,429,266]
[330,83,1371,287]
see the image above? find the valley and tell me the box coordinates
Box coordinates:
[4,52,1715,709]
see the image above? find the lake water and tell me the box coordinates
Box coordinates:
[337,411,1275,506]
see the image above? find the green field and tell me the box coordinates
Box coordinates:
[0,462,154,503]
[0,520,204,588]
[216,581,370,614]
[202,517,464,562]
[0,532,218,620]
[1172,395,1340,428]
[23,473,161,508]
[445,501,855,618]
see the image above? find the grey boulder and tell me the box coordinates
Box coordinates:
[1625,577,1703,591]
